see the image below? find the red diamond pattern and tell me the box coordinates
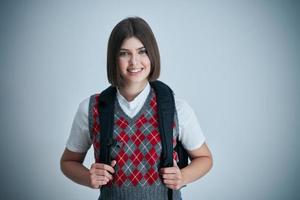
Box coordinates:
[149,114,158,128]
[116,117,129,129]
[129,169,143,186]
[145,148,158,166]
[136,114,148,128]
[92,122,100,134]
[90,91,179,187]
[117,131,129,143]
[130,149,143,167]
[131,130,145,147]
[144,168,159,185]
[150,96,157,112]
[92,106,99,118]
[115,170,126,186]
[116,150,128,167]
[147,130,160,145]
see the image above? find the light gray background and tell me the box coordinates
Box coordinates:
[1,0,299,199]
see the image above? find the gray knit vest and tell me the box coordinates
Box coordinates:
[89,89,182,200]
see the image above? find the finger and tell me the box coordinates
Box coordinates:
[97,180,108,186]
[92,163,115,174]
[90,177,109,188]
[93,180,109,188]
[161,173,179,180]
[92,169,113,180]
[92,174,110,182]
[90,167,114,181]
[160,167,178,174]
[163,179,181,186]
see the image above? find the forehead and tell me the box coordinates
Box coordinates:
[120,37,144,49]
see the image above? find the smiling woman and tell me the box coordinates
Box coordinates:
[60,17,213,200]
[106,17,161,89]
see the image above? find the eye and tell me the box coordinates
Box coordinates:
[138,49,147,55]
[119,51,129,57]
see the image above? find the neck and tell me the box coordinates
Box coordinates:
[118,81,148,102]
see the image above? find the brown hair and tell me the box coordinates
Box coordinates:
[107,17,161,87]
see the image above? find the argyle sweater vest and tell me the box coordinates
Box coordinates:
[88,89,182,200]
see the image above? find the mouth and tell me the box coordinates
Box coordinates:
[127,67,144,73]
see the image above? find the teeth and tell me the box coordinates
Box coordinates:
[128,68,143,73]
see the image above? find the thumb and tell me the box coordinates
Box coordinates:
[111,160,117,167]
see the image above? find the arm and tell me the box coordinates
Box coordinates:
[60,148,116,189]
[160,142,213,190]
[61,97,116,188]
[181,143,213,185]
[60,148,91,187]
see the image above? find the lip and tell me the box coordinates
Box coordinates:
[127,67,144,74]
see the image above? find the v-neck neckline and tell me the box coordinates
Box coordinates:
[115,89,153,122]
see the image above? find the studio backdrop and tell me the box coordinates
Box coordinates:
[0,0,299,199]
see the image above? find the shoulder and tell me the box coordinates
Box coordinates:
[174,97,206,150]
[174,98,195,123]
[76,94,101,118]
[66,95,95,153]
[77,96,91,116]
[174,98,192,111]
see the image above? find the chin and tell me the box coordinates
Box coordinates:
[126,78,148,84]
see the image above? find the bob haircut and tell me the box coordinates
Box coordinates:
[107,17,161,87]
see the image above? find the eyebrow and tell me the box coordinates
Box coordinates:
[119,47,145,51]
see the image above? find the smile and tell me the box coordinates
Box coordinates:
[127,68,144,73]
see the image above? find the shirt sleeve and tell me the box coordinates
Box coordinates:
[66,97,92,153]
[175,98,206,151]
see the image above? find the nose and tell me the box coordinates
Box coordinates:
[130,54,138,66]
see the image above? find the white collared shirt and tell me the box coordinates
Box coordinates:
[66,83,205,153]
[116,82,151,118]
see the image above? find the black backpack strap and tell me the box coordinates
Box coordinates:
[150,80,175,200]
[98,86,117,165]
[150,81,174,168]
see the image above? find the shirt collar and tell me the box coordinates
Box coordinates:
[116,82,151,110]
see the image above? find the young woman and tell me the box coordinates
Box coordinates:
[60,17,213,200]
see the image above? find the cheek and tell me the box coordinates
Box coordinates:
[142,57,151,68]
[118,59,127,70]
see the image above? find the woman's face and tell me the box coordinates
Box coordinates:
[118,37,151,86]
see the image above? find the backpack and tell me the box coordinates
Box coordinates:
[97,80,189,200]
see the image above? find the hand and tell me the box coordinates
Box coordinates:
[89,160,117,189]
[160,160,185,190]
